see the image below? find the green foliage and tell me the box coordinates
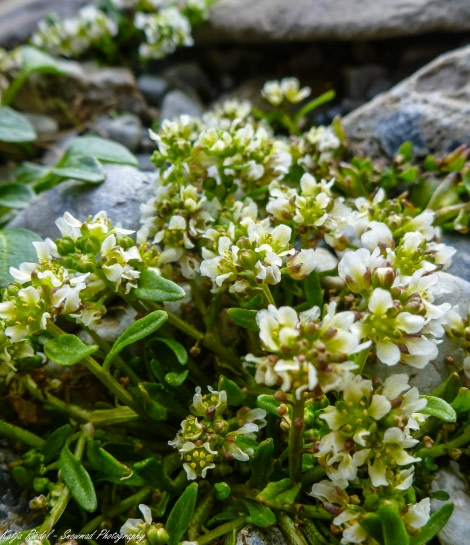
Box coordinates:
[0,228,41,287]
[0,107,36,142]
[44,334,99,366]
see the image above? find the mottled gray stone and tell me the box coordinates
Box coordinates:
[431,465,470,545]
[343,45,470,158]
[160,89,203,121]
[92,114,144,153]
[8,164,156,238]
[236,525,287,545]
[12,60,147,128]
[442,233,470,284]
[137,75,169,107]
[199,0,470,44]
[0,0,97,48]
[162,62,215,102]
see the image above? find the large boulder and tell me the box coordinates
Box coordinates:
[342,45,470,158]
[8,164,156,239]
[199,0,470,43]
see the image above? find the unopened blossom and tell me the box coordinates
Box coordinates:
[338,247,388,294]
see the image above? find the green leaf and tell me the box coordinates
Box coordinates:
[133,269,186,302]
[0,228,41,288]
[51,155,105,183]
[378,501,409,545]
[166,482,198,545]
[214,482,231,500]
[257,394,281,416]
[59,445,97,512]
[165,370,188,387]
[14,161,49,183]
[409,503,453,545]
[360,513,384,543]
[218,375,246,405]
[249,438,274,488]
[451,387,470,412]
[227,308,258,331]
[86,440,132,478]
[134,457,175,491]
[397,141,414,162]
[153,337,188,364]
[20,45,64,74]
[131,383,168,420]
[398,166,418,183]
[44,335,98,366]
[103,310,167,370]
[243,498,276,527]
[304,271,323,307]
[419,395,457,422]
[0,107,36,142]
[256,478,301,509]
[0,182,35,209]
[41,424,72,464]
[64,135,138,166]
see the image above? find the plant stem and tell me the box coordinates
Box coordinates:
[277,511,309,545]
[417,425,470,459]
[259,283,276,305]
[197,516,245,545]
[0,419,44,449]
[80,486,153,535]
[289,395,305,484]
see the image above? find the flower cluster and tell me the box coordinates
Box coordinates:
[30,0,211,60]
[169,386,266,479]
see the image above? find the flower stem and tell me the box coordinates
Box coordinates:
[277,511,309,545]
[0,419,44,449]
[289,395,305,484]
[259,283,276,305]
[197,516,245,545]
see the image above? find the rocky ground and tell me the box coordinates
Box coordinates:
[1,1,470,543]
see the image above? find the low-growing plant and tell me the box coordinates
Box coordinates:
[1,78,470,545]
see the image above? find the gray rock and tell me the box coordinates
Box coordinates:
[236,525,287,545]
[160,89,203,121]
[137,75,169,107]
[0,0,96,48]
[442,233,470,283]
[199,0,470,44]
[431,465,470,545]
[92,114,144,153]
[343,45,470,158]
[23,112,59,138]
[12,59,147,128]
[8,164,156,238]
[162,62,215,102]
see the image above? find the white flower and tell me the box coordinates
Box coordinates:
[257,305,299,352]
[403,497,431,529]
[120,503,152,536]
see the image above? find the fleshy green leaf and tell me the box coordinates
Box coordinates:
[133,269,186,302]
[134,457,174,491]
[20,45,64,75]
[51,155,105,183]
[166,482,198,545]
[59,445,97,512]
[257,394,281,416]
[41,424,73,464]
[153,337,188,365]
[360,513,384,543]
[0,182,35,209]
[0,107,36,142]
[64,135,138,166]
[378,501,409,545]
[250,438,274,488]
[409,503,453,545]
[44,335,98,366]
[227,308,258,331]
[103,310,167,370]
[214,482,231,500]
[419,395,457,422]
[86,440,132,478]
[397,141,414,162]
[256,478,301,509]
[165,370,188,387]
[0,228,41,288]
[304,271,323,307]
[451,387,470,412]
[218,375,246,405]
[243,498,276,527]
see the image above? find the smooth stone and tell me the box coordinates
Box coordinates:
[236,525,287,545]
[159,89,203,121]
[162,62,215,102]
[137,75,169,107]
[8,164,156,238]
[431,465,470,545]
[343,45,470,158]
[199,0,470,43]
[23,113,59,138]
[442,233,470,283]
[92,114,144,153]
[12,60,147,128]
